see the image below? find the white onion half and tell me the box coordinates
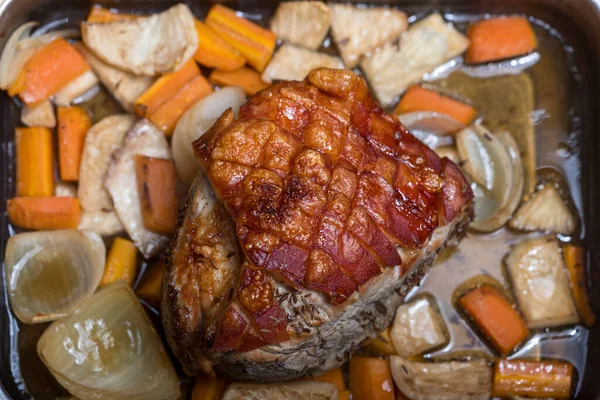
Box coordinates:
[4,230,105,323]
[38,283,180,400]
[398,111,464,149]
[172,86,246,184]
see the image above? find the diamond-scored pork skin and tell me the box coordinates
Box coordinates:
[163,68,473,380]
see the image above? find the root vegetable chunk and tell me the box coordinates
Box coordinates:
[505,237,579,329]
[262,44,343,83]
[271,2,331,50]
[391,297,448,358]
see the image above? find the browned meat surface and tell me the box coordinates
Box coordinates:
[163,68,473,380]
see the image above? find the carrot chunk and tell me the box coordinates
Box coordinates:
[492,359,573,399]
[135,259,165,308]
[206,4,276,72]
[148,74,214,135]
[466,16,537,64]
[194,20,245,71]
[101,237,138,287]
[15,127,54,197]
[363,327,396,356]
[191,376,227,400]
[459,284,529,355]
[87,5,137,22]
[57,106,91,182]
[563,244,596,326]
[395,86,477,126]
[134,59,200,117]
[349,357,394,400]
[19,38,90,106]
[209,67,268,96]
[312,368,346,393]
[7,197,81,230]
[339,391,351,400]
[135,155,178,234]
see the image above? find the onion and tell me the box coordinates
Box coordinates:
[0,22,78,90]
[461,52,540,78]
[3,230,105,323]
[172,86,246,184]
[456,124,519,232]
[398,111,464,149]
[37,283,180,400]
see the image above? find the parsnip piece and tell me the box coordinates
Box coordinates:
[509,185,576,235]
[78,115,136,211]
[271,1,331,50]
[361,14,469,107]
[331,4,408,68]
[21,100,55,128]
[262,44,343,83]
[222,381,338,400]
[390,356,492,400]
[391,297,447,358]
[505,237,579,329]
[53,70,99,106]
[79,210,124,236]
[105,119,171,258]
[74,43,153,112]
[82,4,198,76]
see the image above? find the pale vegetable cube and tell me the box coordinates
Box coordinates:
[262,44,343,83]
[271,2,331,50]
[505,237,579,329]
[391,297,448,358]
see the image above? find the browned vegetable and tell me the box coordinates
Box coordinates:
[563,244,596,326]
[492,359,573,399]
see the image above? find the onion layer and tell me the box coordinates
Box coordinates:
[38,282,180,400]
[399,111,464,149]
[172,86,246,184]
[4,230,105,323]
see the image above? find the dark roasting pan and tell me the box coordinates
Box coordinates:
[1,0,600,398]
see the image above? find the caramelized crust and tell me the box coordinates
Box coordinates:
[193,68,472,354]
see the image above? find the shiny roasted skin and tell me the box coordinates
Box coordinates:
[186,68,473,356]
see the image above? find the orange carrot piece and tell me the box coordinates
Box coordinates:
[194,20,245,71]
[19,38,90,106]
[148,74,214,135]
[101,237,138,287]
[191,376,227,400]
[87,5,137,23]
[7,69,27,97]
[209,67,268,96]
[134,59,200,117]
[15,127,54,197]
[135,155,178,234]
[349,357,394,400]
[395,86,477,126]
[492,359,573,399]
[563,244,596,326]
[7,197,81,230]
[459,284,529,356]
[57,106,91,182]
[135,258,165,308]
[339,390,351,400]
[312,369,346,393]
[466,16,537,64]
[206,4,276,72]
[364,327,396,356]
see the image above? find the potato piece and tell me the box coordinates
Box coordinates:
[78,210,124,236]
[505,237,579,329]
[361,14,469,107]
[270,1,331,50]
[78,115,136,211]
[82,4,198,76]
[21,100,56,128]
[330,4,408,68]
[74,43,154,112]
[390,356,492,400]
[53,70,99,106]
[105,119,171,258]
[391,297,447,358]
[262,44,343,83]
[222,381,338,400]
[509,185,576,235]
